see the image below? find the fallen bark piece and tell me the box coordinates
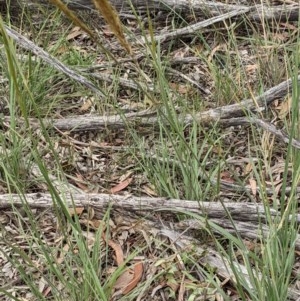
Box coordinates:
[159,228,300,301]
[0,192,289,223]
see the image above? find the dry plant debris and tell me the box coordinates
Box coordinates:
[0,0,300,300]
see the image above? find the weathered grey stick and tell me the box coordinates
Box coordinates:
[52,74,299,131]
[3,25,105,97]
[16,0,299,22]
[0,192,299,250]
[149,7,250,43]
[158,228,300,300]
[2,73,299,151]
[0,192,289,223]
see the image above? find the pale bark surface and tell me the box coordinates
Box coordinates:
[0,192,299,253]
[0,192,278,221]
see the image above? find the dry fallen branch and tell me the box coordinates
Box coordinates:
[146,7,250,43]
[19,0,300,22]
[0,192,299,226]
[158,228,300,301]
[0,192,299,253]
[1,74,299,151]
[2,26,154,94]
[50,74,300,131]
[218,116,300,150]
[0,192,300,300]
[178,218,300,250]
[2,72,291,132]
[3,26,105,97]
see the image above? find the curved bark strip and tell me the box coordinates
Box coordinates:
[159,228,300,301]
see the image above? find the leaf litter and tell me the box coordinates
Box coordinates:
[0,0,300,300]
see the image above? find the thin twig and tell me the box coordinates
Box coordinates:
[141,8,250,43]
[219,116,300,149]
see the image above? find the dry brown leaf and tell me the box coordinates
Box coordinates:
[178,275,186,301]
[220,171,234,183]
[245,64,258,72]
[56,243,70,264]
[110,178,132,194]
[106,230,143,295]
[169,83,191,95]
[87,219,103,229]
[107,239,124,266]
[278,95,292,119]
[114,269,134,291]
[42,285,52,297]
[55,45,69,54]
[49,0,95,40]
[244,162,253,175]
[66,26,85,40]
[142,184,158,197]
[249,178,257,196]
[122,262,144,294]
[73,173,89,191]
[68,207,84,216]
[79,97,94,112]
